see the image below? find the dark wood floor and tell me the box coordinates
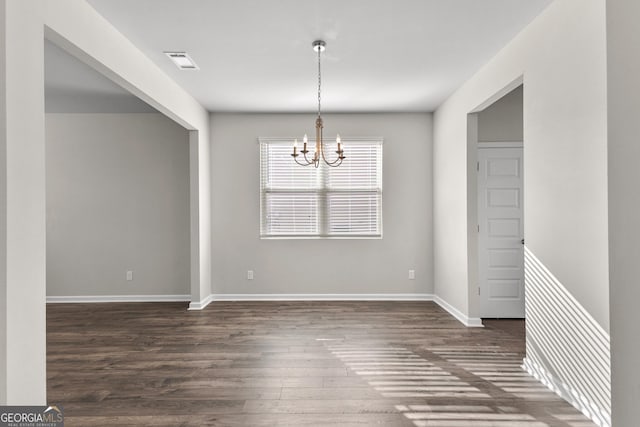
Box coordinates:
[47,301,595,426]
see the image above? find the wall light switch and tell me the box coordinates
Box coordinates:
[126,270,133,281]
[408,269,415,280]
[247,270,254,280]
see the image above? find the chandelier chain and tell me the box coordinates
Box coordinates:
[317,46,322,117]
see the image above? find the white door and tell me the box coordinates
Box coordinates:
[478,146,524,318]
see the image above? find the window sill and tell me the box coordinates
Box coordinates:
[260,235,382,240]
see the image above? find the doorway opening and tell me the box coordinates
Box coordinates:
[468,83,524,320]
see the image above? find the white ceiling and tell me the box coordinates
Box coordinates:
[47,0,553,113]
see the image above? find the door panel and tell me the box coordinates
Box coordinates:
[487,188,520,207]
[488,218,520,237]
[478,147,524,318]
[488,249,520,268]
[488,279,522,299]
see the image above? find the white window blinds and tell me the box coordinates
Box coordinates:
[260,138,382,238]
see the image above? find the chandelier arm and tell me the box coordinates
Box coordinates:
[324,157,344,168]
[307,149,320,168]
[322,151,344,166]
[325,155,343,165]
[293,155,313,166]
[301,150,314,165]
[318,124,344,166]
[320,140,342,166]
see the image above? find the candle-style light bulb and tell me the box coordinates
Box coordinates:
[336,134,342,153]
[303,134,308,144]
[293,138,298,155]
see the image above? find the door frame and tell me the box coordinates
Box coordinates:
[465,77,524,322]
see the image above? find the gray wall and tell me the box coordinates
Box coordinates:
[210,113,433,296]
[434,0,608,328]
[607,0,640,424]
[477,85,523,142]
[46,113,190,297]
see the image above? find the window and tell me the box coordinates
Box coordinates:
[260,138,383,238]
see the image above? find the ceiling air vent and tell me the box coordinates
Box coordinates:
[164,52,199,70]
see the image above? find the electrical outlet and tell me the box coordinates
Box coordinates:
[247,270,254,280]
[126,270,133,281]
[408,269,415,280]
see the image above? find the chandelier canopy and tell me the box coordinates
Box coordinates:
[291,40,345,168]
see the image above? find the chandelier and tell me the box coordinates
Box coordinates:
[291,40,345,168]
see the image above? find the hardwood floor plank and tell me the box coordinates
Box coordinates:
[279,387,384,400]
[241,398,403,414]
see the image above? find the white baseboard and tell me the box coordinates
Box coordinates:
[209,293,435,302]
[433,295,484,327]
[188,294,214,310]
[522,357,610,427]
[46,294,191,303]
